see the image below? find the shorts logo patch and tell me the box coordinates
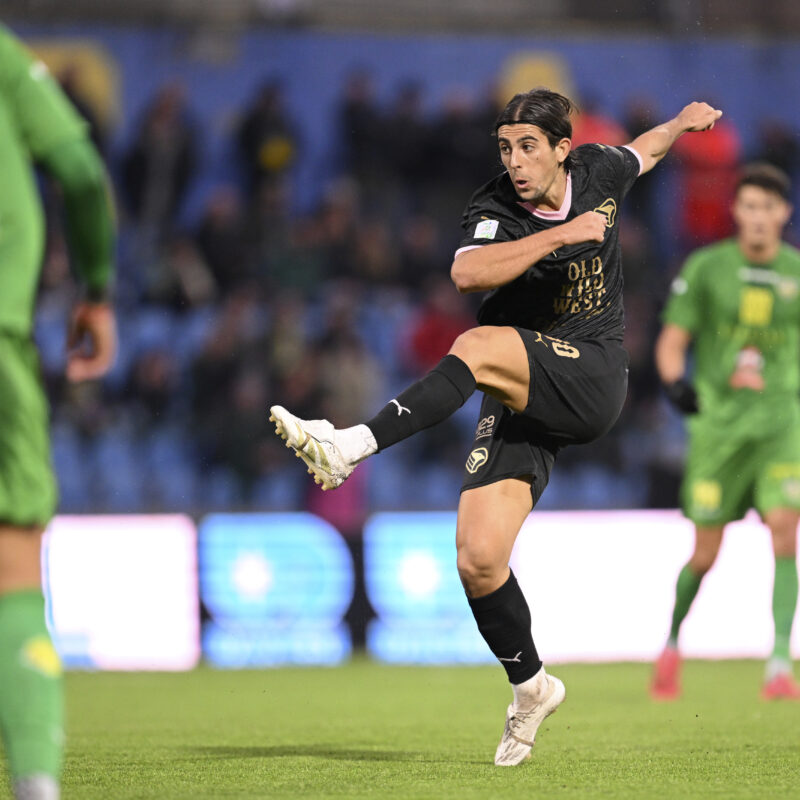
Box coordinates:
[533,332,579,358]
[772,463,800,503]
[692,480,721,512]
[594,198,617,228]
[466,447,489,474]
[475,416,495,439]
[474,219,499,240]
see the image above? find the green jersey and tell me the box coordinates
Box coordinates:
[0,25,86,334]
[663,238,800,437]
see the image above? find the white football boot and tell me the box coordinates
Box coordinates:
[269,405,374,490]
[494,667,566,766]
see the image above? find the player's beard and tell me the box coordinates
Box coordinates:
[523,166,563,207]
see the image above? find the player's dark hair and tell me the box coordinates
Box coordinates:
[494,88,577,169]
[736,162,792,202]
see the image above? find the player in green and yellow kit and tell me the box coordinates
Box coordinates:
[652,163,800,701]
[0,25,116,800]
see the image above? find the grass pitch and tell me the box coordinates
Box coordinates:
[2,660,798,799]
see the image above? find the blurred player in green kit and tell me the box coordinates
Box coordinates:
[652,163,800,701]
[0,26,116,799]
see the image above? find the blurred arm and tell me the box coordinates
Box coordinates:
[47,141,119,383]
[0,29,118,380]
[655,323,692,384]
[40,137,115,301]
[0,28,116,301]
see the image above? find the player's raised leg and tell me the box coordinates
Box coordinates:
[270,326,529,489]
[651,525,723,700]
[762,508,800,699]
[456,478,565,766]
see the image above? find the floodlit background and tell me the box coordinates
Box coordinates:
[8,1,800,668]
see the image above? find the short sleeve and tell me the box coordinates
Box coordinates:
[579,143,641,199]
[603,144,641,196]
[456,183,526,256]
[0,27,87,160]
[662,252,705,334]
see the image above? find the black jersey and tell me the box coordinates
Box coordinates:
[457,143,641,341]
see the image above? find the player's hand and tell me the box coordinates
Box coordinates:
[664,378,699,414]
[66,301,117,382]
[677,102,723,133]
[559,211,607,246]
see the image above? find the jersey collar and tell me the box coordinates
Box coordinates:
[518,172,572,221]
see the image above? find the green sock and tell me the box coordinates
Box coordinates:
[0,590,63,782]
[772,556,799,663]
[668,564,703,644]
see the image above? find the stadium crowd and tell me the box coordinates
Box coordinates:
[37,68,800,517]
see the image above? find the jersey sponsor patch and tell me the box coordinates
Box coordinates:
[474,219,499,240]
[737,267,799,301]
[738,287,774,327]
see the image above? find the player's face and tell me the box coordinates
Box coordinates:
[732,185,792,250]
[497,124,570,205]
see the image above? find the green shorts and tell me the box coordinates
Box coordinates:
[681,423,800,526]
[0,333,58,526]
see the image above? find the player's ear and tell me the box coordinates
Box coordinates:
[730,193,744,223]
[555,137,571,166]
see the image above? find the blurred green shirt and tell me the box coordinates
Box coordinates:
[0,25,86,334]
[663,238,800,437]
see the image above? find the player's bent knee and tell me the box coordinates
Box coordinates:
[765,508,800,534]
[450,327,492,363]
[450,326,520,387]
[456,544,506,596]
[688,553,717,576]
[689,543,720,574]
[767,511,799,557]
[450,326,508,363]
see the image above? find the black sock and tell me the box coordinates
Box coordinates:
[366,354,476,451]
[467,569,542,684]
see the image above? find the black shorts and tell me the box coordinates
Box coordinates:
[461,329,629,505]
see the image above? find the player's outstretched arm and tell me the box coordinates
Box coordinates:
[41,139,118,382]
[451,211,607,293]
[628,102,723,175]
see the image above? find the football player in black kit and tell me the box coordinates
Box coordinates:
[271,89,722,766]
